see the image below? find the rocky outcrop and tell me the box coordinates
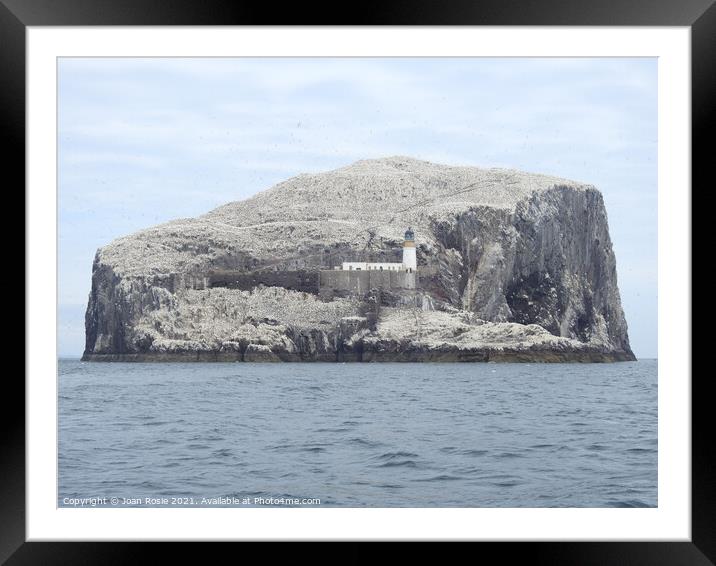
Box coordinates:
[83,156,635,362]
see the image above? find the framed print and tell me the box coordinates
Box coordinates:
[7,0,709,562]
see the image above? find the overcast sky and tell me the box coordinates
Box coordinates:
[58,57,657,358]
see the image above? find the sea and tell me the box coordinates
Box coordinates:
[58,359,657,508]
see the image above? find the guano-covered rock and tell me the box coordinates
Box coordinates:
[83,156,635,362]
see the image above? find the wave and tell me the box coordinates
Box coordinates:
[377,459,419,468]
[376,451,419,460]
[413,474,464,482]
[440,447,489,457]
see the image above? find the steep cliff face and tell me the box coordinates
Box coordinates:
[83,156,634,362]
[427,186,630,353]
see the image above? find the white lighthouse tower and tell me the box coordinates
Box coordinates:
[402,227,417,272]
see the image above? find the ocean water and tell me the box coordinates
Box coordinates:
[58,359,657,508]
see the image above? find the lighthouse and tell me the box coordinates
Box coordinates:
[339,227,418,273]
[402,227,417,271]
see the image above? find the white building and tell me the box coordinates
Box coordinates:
[341,228,417,273]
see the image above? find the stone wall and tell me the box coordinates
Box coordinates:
[208,269,321,294]
[319,269,416,299]
[198,266,421,299]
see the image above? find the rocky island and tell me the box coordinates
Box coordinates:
[82,156,635,362]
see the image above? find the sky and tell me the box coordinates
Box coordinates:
[58,57,657,358]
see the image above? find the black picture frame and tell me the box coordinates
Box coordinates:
[6,0,707,562]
